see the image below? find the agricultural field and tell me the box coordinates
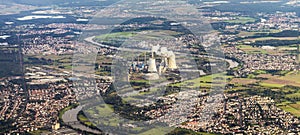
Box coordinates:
[243,36,300,42]
[94,32,136,41]
[227,71,300,89]
[81,104,123,128]
[237,30,282,37]
[93,30,183,47]
[93,32,137,47]
[236,45,268,54]
[236,44,298,55]
[28,54,73,70]
[86,104,114,118]
[257,72,300,88]
[277,44,298,53]
[171,73,232,89]
[278,102,300,117]
[224,17,257,24]
[237,31,259,37]
[230,78,258,85]
[226,69,300,117]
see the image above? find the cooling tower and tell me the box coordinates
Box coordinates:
[167,52,177,69]
[160,47,168,54]
[152,45,160,53]
[148,58,157,72]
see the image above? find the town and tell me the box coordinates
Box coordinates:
[1,0,300,134]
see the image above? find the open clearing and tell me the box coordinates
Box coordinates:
[230,78,258,85]
[257,72,300,88]
[172,73,232,89]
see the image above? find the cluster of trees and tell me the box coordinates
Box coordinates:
[0,119,15,134]
[255,30,299,37]
[229,85,300,105]
[240,30,299,47]
[252,39,299,47]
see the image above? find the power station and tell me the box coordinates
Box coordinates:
[129,45,178,80]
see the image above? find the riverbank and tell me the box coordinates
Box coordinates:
[61,105,102,134]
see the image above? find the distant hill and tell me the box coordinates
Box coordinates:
[189,0,300,16]
[8,0,121,7]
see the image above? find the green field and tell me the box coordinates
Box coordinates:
[224,17,256,24]
[281,71,300,83]
[93,30,182,47]
[86,104,114,118]
[172,73,232,89]
[238,71,300,88]
[80,104,119,128]
[278,102,300,117]
[237,45,268,54]
[95,32,136,40]
[29,54,73,70]
[260,82,285,88]
[244,36,300,42]
[285,93,300,99]
[226,70,300,117]
[237,30,282,37]
[238,31,259,37]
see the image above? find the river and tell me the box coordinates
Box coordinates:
[62,105,101,134]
